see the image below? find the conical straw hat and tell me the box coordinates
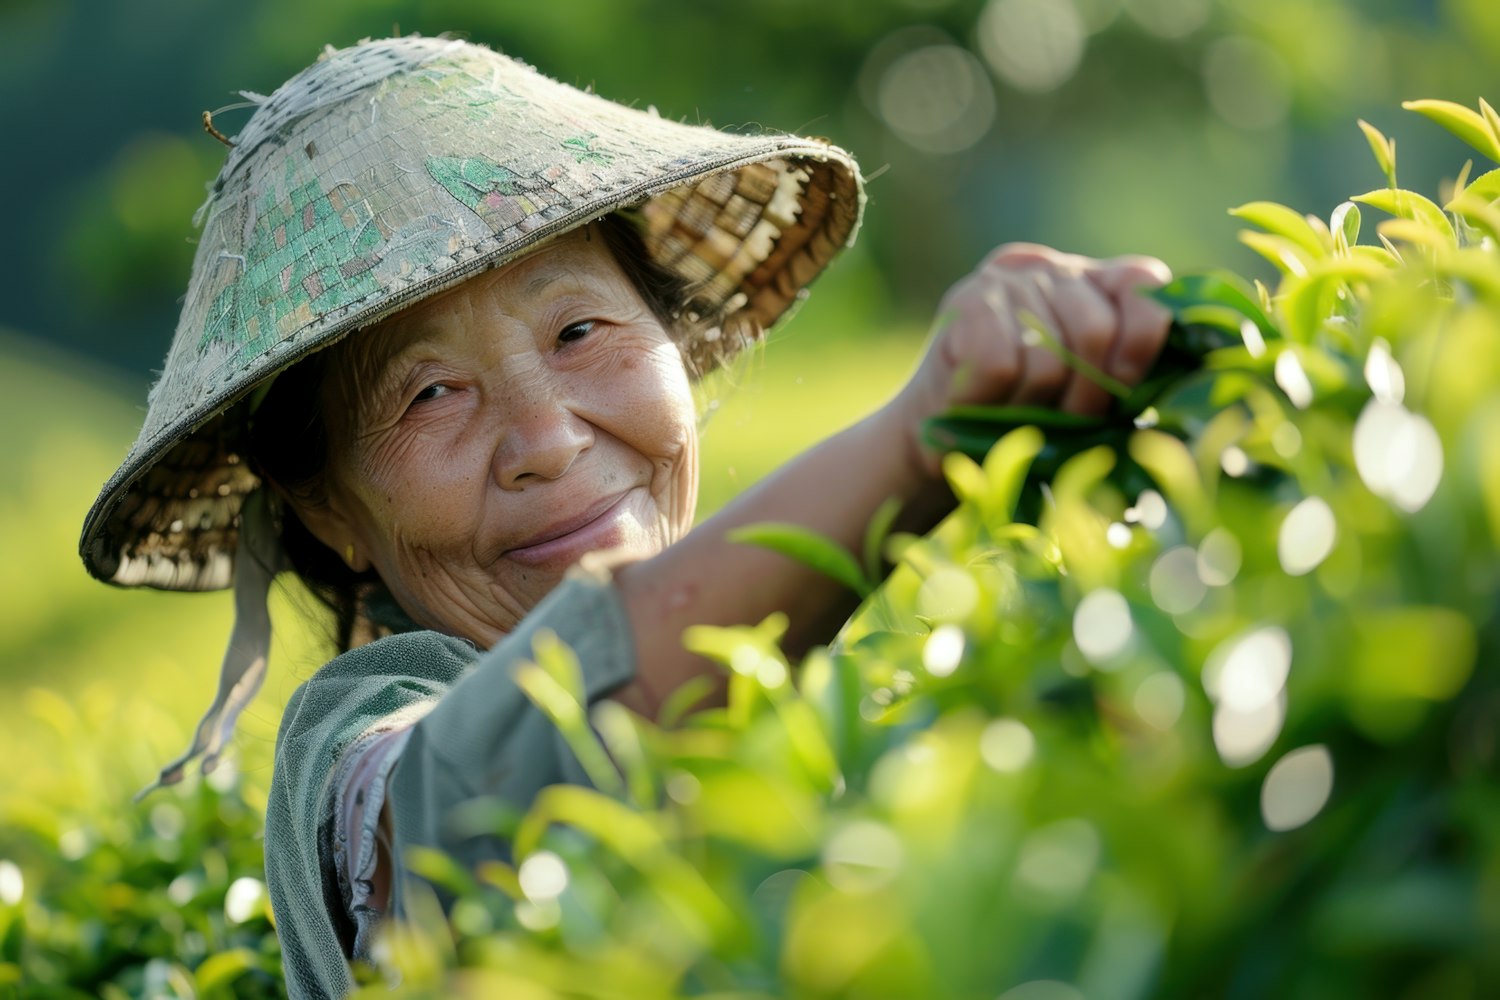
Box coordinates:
[80,35,862,592]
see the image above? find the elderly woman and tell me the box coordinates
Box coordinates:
[80,36,1171,999]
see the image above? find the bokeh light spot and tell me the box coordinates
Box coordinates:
[981,718,1036,772]
[1212,694,1285,767]
[878,44,996,154]
[518,851,569,902]
[666,770,702,804]
[1365,338,1405,404]
[977,0,1086,94]
[824,820,905,893]
[1274,349,1315,408]
[1240,317,1267,358]
[0,860,22,906]
[1261,744,1334,831]
[1150,545,1206,614]
[1073,589,1133,665]
[923,623,966,677]
[1271,421,1302,459]
[1353,400,1443,513]
[1278,496,1336,576]
[1203,35,1293,130]
[1196,528,1242,586]
[916,566,981,622]
[1125,0,1210,39]
[1125,489,1169,530]
[224,876,266,924]
[1220,446,1250,478]
[1210,626,1292,713]
[1134,672,1186,730]
[1015,819,1100,901]
[998,982,1086,1000]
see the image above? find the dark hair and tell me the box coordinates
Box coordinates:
[247,213,697,653]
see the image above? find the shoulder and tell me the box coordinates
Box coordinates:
[278,630,478,738]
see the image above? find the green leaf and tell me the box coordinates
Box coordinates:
[514,785,739,942]
[1450,167,1500,209]
[1402,99,1500,162]
[516,632,624,796]
[1352,188,1457,246]
[1330,200,1361,250]
[981,424,1046,523]
[1280,255,1391,344]
[590,700,657,809]
[1230,201,1330,258]
[729,522,871,597]
[194,950,261,994]
[1149,271,1279,342]
[403,845,480,899]
[1357,118,1398,186]
[862,496,903,586]
[1239,231,1313,276]
[658,675,720,728]
[942,451,988,507]
[1129,430,1210,535]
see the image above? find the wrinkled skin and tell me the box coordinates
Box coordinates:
[292,228,699,647]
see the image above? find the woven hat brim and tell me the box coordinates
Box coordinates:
[79,37,862,592]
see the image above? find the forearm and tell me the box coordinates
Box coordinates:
[611,401,949,716]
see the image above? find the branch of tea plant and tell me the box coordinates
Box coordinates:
[1016,308,1133,401]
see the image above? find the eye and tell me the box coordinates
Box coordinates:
[558,320,596,345]
[411,383,451,405]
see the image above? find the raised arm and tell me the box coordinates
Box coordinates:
[610,244,1174,717]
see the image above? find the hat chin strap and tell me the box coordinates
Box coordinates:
[135,488,287,801]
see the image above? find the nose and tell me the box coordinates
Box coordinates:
[491,374,593,489]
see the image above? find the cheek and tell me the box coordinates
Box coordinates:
[343,433,484,549]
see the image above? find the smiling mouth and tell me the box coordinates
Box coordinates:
[504,491,633,564]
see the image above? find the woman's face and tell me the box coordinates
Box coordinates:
[301,227,699,646]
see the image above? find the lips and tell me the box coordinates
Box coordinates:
[503,491,636,567]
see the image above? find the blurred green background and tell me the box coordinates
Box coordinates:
[3,0,1500,972]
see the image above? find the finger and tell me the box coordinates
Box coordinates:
[1088,259,1174,387]
[1005,282,1070,407]
[940,277,1026,406]
[1050,272,1121,415]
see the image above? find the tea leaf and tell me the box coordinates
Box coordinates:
[193,949,260,993]
[1239,231,1312,276]
[1330,201,1361,251]
[404,845,479,899]
[1480,98,1500,159]
[981,424,1046,522]
[1450,167,1500,208]
[1148,271,1279,342]
[1230,201,1330,258]
[728,522,871,597]
[862,496,904,585]
[1376,218,1450,251]
[1358,119,1398,186]
[1281,255,1391,344]
[1448,190,1500,243]
[1402,99,1500,162]
[1351,188,1456,246]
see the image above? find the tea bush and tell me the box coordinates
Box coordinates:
[7,97,1500,999]
[367,98,1500,999]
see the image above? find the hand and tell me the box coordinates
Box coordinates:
[895,243,1173,477]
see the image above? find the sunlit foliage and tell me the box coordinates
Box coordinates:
[342,100,1500,998]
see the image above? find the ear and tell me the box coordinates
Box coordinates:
[269,480,373,574]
